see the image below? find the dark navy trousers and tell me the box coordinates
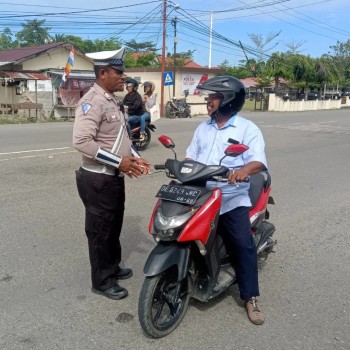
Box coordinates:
[218,206,259,301]
[76,168,125,290]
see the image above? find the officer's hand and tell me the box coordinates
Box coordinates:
[119,157,144,178]
[227,169,249,184]
[119,157,151,178]
[134,158,151,175]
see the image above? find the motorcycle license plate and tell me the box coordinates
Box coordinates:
[156,184,201,205]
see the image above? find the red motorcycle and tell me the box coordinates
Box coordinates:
[138,135,276,338]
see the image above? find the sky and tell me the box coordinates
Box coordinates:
[0,0,349,67]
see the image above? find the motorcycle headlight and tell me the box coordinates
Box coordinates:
[154,207,199,241]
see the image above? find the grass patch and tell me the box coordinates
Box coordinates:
[242,98,267,111]
[0,117,64,124]
[0,117,33,125]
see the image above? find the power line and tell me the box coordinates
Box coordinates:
[104,3,163,41]
[0,1,163,19]
[277,2,350,36]
[0,0,348,67]
[179,0,294,14]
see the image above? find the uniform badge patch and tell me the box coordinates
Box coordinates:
[81,103,92,115]
[104,92,112,100]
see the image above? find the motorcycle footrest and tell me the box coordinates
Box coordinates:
[213,268,236,293]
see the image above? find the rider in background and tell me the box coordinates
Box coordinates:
[126,81,157,141]
[123,78,143,131]
[138,81,157,140]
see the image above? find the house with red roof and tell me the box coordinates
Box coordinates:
[0,42,94,119]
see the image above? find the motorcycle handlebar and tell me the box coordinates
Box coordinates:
[154,164,166,170]
[211,175,250,183]
[152,165,250,182]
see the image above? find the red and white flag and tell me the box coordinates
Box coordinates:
[61,47,75,88]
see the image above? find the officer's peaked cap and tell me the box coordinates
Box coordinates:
[86,47,126,72]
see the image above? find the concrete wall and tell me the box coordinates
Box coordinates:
[268,93,350,112]
[0,80,53,109]
[0,84,16,104]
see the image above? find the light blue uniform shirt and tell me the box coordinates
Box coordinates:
[185,114,267,214]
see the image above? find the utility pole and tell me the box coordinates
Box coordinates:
[160,0,167,117]
[172,16,178,97]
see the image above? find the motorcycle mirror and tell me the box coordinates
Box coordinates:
[225,144,249,157]
[158,135,177,159]
[158,135,175,149]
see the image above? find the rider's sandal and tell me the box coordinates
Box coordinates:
[245,297,265,325]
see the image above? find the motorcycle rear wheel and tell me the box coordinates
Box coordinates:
[165,104,177,118]
[132,127,151,151]
[138,268,191,338]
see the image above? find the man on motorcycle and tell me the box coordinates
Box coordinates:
[123,78,143,133]
[126,81,157,141]
[185,75,267,325]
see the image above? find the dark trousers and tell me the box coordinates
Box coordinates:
[218,206,259,301]
[76,168,125,290]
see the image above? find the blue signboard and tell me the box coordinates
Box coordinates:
[163,71,174,86]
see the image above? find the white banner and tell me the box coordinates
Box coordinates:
[150,104,160,122]
[28,80,52,92]
[181,74,208,95]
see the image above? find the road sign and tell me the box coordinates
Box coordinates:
[163,71,174,86]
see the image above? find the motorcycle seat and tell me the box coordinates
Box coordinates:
[249,172,271,209]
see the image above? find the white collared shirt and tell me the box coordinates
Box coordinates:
[185,114,267,214]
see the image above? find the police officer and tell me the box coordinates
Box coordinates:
[73,47,151,300]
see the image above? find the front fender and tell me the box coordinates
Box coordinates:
[143,242,190,281]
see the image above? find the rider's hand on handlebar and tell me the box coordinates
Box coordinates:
[228,169,249,184]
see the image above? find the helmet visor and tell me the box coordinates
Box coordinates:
[199,90,223,101]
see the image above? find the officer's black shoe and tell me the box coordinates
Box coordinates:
[91,284,128,300]
[115,267,133,280]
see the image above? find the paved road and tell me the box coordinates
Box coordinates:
[0,109,349,350]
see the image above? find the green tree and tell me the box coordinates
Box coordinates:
[314,56,340,95]
[51,33,67,42]
[16,19,51,46]
[328,39,350,87]
[93,38,122,51]
[176,50,195,60]
[135,53,158,67]
[62,36,121,53]
[125,40,157,52]
[285,40,305,54]
[219,59,253,78]
[248,31,281,62]
[283,54,314,91]
[0,27,18,49]
[246,32,282,96]
[266,52,291,91]
[166,49,196,67]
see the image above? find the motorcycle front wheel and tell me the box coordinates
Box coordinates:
[138,268,191,338]
[132,127,151,151]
